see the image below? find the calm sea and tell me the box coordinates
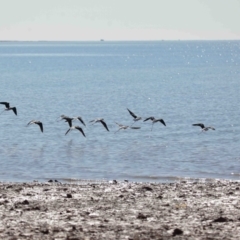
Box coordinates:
[0,40,240,183]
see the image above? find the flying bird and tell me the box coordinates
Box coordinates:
[144,116,166,131]
[0,102,17,115]
[65,126,86,137]
[58,115,86,127]
[115,122,141,133]
[58,115,70,121]
[192,123,215,133]
[57,115,73,126]
[26,120,43,132]
[127,108,142,125]
[72,116,86,126]
[89,118,109,131]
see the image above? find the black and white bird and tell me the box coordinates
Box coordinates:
[26,120,43,132]
[72,116,86,126]
[58,115,73,127]
[127,108,142,125]
[115,122,141,133]
[58,115,86,127]
[89,118,109,131]
[58,115,70,121]
[0,102,17,116]
[144,116,166,131]
[192,123,215,133]
[65,126,86,137]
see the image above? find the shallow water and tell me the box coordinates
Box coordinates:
[0,40,240,182]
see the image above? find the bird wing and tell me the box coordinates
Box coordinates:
[192,123,205,129]
[158,119,166,126]
[37,122,43,132]
[115,122,124,127]
[130,127,141,129]
[58,115,70,121]
[100,120,109,131]
[12,107,17,116]
[61,115,69,118]
[65,128,71,135]
[76,127,86,137]
[127,108,137,119]
[144,117,153,122]
[0,102,10,108]
[27,120,35,126]
[78,117,86,126]
[65,118,72,127]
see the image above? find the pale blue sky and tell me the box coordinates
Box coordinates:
[0,0,240,41]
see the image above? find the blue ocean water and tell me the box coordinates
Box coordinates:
[0,40,240,182]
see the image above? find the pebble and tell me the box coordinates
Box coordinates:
[0,180,239,239]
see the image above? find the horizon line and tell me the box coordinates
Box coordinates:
[1,39,240,42]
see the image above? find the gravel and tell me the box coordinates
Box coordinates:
[0,179,240,239]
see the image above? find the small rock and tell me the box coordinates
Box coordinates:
[40,227,49,234]
[142,186,153,191]
[213,217,228,222]
[137,213,148,220]
[156,195,163,199]
[179,194,186,198]
[172,228,183,236]
[22,200,29,205]
[66,193,72,198]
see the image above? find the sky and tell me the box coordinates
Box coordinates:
[0,0,240,41]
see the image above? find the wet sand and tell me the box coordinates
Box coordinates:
[0,179,240,239]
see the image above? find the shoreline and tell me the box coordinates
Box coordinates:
[0,180,240,239]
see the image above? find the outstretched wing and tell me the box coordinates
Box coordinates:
[144,117,154,122]
[192,123,205,129]
[157,119,166,126]
[58,115,69,121]
[27,120,35,126]
[76,126,86,137]
[65,118,72,127]
[115,122,124,127]
[100,120,109,131]
[130,127,141,129]
[77,117,86,126]
[65,128,71,135]
[127,108,137,119]
[0,102,10,108]
[12,107,17,116]
[37,122,43,132]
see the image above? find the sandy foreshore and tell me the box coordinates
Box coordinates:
[0,179,240,239]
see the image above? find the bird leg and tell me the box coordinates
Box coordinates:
[114,129,121,134]
[0,110,5,115]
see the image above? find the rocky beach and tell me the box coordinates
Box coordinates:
[0,179,240,239]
